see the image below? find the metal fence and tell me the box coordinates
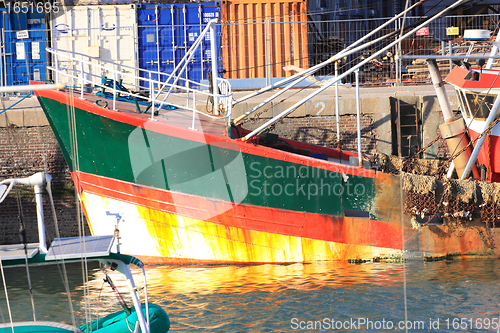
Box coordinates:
[2,12,500,91]
[222,12,500,87]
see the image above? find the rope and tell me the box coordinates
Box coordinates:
[63,86,91,328]
[401,133,443,171]
[400,1,411,331]
[46,179,77,327]
[20,225,36,321]
[96,279,106,330]
[0,92,33,115]
[0,259,14,332]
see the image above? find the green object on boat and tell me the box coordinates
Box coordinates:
[79,303,170,333]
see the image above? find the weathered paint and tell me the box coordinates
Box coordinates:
[79,184,403,264]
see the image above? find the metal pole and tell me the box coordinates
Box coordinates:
[355,70,362,166]
[446,161,455,179]
[210,20,219,115]
[265,19,270,87]
[199,4,204,81]
[396,17,400,84]
[448,41,452,72]
[114,6,119,73]
[0,26,5,88]
[80,54,84,99]
[149,72,154,120]
[54,50,60,84]
[171,6,176,82]
[0,83,64,93]
[335,62,340,145]
[112,63,117,110]
[486,32,500,69]
[156,5,161,76]
[240,0,469,141]
[183,4,189,89]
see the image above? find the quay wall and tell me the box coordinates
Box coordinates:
[0,89,455,244]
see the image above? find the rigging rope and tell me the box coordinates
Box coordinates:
[0,259,14,332]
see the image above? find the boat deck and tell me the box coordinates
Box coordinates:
[70,88,229,137]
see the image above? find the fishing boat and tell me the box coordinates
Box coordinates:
[0,171,170,332]
[32,1,500,264]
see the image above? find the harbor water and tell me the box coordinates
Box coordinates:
[0,258,500,332]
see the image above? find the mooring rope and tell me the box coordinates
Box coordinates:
[0,259,14,332]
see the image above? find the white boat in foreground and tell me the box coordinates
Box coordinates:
[0,172,170,333]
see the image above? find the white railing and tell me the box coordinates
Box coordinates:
[46,20,233,134]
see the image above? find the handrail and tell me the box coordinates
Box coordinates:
[46,36,233,130]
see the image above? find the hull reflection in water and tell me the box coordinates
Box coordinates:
[1,260,499,331]
[142,260,500,332]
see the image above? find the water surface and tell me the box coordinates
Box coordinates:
[0,259,499,332]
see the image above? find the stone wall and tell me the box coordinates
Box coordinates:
[0,196,88,245]
[0,98,89,244]
[0,125,72,192]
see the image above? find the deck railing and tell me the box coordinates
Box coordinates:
[46,20,233,134]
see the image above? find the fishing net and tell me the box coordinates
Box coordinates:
[371,152,447,176]
[477,181,500,226]
[442,179,476,221]
[402,173,439,216]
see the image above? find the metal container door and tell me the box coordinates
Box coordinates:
[5,12,48,87]
[137,3,220,90]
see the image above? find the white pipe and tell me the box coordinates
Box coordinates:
[0,83,65,93]
[121,262,150,333]
[402,55,500,60]
[34,184,48,254]
[0,172,51,253]
[486,33,500,69]
[241,0,469,141]
[460,92,500,179]
[446,161,455,179]
[426,59,454,122]
[355,70,362,166]
[233,71,311,125]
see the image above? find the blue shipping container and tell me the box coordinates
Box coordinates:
[137,3,220,89]
[2,11,49,87]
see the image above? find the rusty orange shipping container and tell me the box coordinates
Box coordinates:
[220,0,308,79]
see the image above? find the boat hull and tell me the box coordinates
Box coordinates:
[34,88,500,263]
[79,303,169,333]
